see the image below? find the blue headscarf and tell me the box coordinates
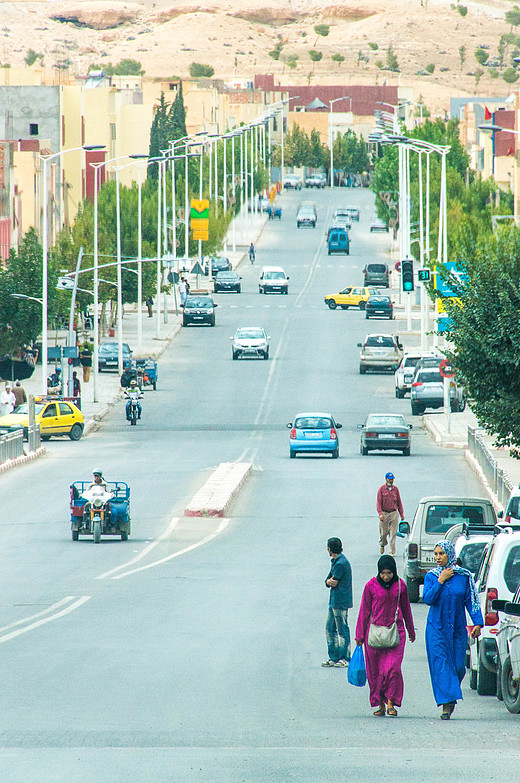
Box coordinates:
[432,539,480,615]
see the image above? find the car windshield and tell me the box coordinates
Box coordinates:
[506,496,520,520]
[236,329,264,339]
[458,542,487,574]
[425,505,485,534]
[417,371,443,383]
[367,415,406,427]
[365,336,395,347]
[13,403,45,415]
[186,297,212,308]
[504,545,520,593]
[265,272,285,280]
[369,297,390,304]
[217,273,236,279]
[367,264,386,272]
[99,344,116,353]
[294,417,332,430]
[404,357,421,367]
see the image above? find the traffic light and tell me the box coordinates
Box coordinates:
[401,258,414,292]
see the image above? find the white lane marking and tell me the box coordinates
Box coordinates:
[0,596,78,634]
[0,597,91,644]
[96,515,180,580]
[111,518,229,579]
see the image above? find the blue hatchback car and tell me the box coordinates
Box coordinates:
[287,412,342,459]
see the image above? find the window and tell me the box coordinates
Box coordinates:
[29,123,38,136]
[365,336,395,347]
[59,403,73,415]
[417,371,443,383]
[425,505,484,535]
[506,495,520,521]
[294,417,332,430]
[503,545,520,593]
[42,404,58,418]
[458,542,487,574]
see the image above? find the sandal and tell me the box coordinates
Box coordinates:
[373,705,386,717]
[440,703,453,720]
[387,707,398,717]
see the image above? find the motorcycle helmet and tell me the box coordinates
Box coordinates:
[129,379,138,388]
[93,470,103,477]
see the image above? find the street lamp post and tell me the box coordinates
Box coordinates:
[329,96,351,189]
[40,144,105,395]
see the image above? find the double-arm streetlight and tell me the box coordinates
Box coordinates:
[329,96,351,189]
[40,144,105,394]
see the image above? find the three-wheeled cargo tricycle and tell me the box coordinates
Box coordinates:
[135,358,158,390]
[70,481,131,542]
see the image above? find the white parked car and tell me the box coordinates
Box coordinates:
[492,583,520,712]
[395,352,437,398]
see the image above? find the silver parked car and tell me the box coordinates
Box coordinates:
[410,368,466,416]
[358,333,403,374]
[231,326,270,360]
[395,352,437,398]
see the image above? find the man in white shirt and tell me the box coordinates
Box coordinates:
[0,385,16,416]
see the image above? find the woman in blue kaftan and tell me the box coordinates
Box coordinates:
[423,539,484,719]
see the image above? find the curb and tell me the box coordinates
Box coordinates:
[0,446,46,474]
[422,416,466,449]
[185,462,252,517]
[464,449,503,514]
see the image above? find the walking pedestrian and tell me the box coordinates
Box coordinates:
[0,384,16,416]
[179,278,188,306]
[12,381,27,407]
[376,472,404,556]
[72,371,81,397]
[355,555,415,717]
[423,539,483,720]
[322,537,352,668]
[145,297,153,318]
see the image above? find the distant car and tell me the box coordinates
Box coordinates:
[370,216,389,233]
[231,326,270,360]
[0,399,84,442]
[283,174,302,190]
[98,341,132,372]
[327,229,349,256]
[358,333,403,373]
[345,206,360,222]
[395,352,437,398]
[305,175,324,188]
[287,412,342,459]
[259,266,289,295]
[324,286,379,310]
[501,486,520,524]
[333,215,352,232]
[247,196,270,212]
[365,295,393,320]
[364,262,389,287]
[214,271,241,293]
[182,295,218,327]
[410,368,466,416]
[209,256,232,277]
[297,208,316,228]
[358,413,412,456]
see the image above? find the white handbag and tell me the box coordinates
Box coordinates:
[367,579,401,649]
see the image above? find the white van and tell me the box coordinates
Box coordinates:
[258,266,289,295]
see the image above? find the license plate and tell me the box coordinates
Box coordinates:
[304,432,322,439]
[105,360,117,365]
[424,554,436,563]
[193,316,203,320]
[372,350,386,355]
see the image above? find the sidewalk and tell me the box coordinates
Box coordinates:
[17,209,268,437]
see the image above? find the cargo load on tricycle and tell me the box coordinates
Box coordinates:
[135,358,158,390]
[70,480,131,542]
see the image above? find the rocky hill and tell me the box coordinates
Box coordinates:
[1,1,518,110]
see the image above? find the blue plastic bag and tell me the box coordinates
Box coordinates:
[347,644,367,687]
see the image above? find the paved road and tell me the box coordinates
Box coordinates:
[0,187,517,781]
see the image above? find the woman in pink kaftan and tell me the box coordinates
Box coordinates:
[355,555,415,716]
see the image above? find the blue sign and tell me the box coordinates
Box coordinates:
[435,262,467,297]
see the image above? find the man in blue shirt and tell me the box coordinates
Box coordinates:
[322,537,353,667]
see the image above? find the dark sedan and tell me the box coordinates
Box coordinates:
[98,341,132,372]
[208,256,232,278]
[214,271,241,293]
[358,413,412,456]
[365,295,393,320]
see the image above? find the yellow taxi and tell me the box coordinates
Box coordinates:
[0,398,84,441]
[324,286,381,311]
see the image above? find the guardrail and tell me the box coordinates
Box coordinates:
[0,430,24,465]
[27,424,41,453]
[467,426,515,509]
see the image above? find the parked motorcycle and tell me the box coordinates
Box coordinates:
[125,389,143,425]
[81,485,114,544]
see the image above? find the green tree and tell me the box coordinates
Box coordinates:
[309,129,326,169]
[368,42,379,51]
[308,50,323,65]
[506,6,520,29]
[286,55,299,69]
[113,59,142,75]
[457,6,468,17]
[386,44,399,71]
[503,67,519,83]
[171,81,187,139]
[459,45,466,69]
[24,49,42,67]
[474,68,484,90]
[331,53,345,67]
[475,48,489,66]
[313,25,329,45]
[189,63,215,78]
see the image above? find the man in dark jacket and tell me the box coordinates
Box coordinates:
[322,537,353,668]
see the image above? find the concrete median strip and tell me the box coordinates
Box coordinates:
[185,462,252,517]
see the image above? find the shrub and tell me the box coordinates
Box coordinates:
[425,63,435,73]
[314,25,329,38]
[25,49,41,67]
[308,50,323,63]
[457,5,468,17]
[368,42,378,50]
[475,48,489,65]
[375,59,384,69]
[503,66,519,82]
[189,62,215,78]
[386,45,399,71]
[331,53,345,66]
[489,68,499,78]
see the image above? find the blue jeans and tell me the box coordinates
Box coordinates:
[326,607,351,662]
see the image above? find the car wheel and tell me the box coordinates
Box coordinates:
[501,655,520,713]
[72,530,79,541]
[327,301,337,310]
[69,423,83,441]
[406,577,420,603]
[395,388,404,399]
[359,301,366,311]
[328,250,331,255]
[182,319,188,327]
[459,397,467,412]
[402,446,411,456]
[469,665,477,690]
[332,448,339,459]
[361,445,369,456]
[263,349,269,359]
[41,434,51,442]
[411,403,422,416]
[340,305,349,310]
[237,286,241,293]
[290,451,296,459]
[477,654,497,696]
[359,366,367,374]
[284,289,288,295]
[497,656,504,701]
[232,352,238,360]
[346,249,349,255]
[365,313,369,319]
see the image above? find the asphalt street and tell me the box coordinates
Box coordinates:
[0,186,517,782]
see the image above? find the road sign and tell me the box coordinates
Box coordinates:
[394,261,401,272]
[439,359,455,378]
[190,261,205,276]
[56,276,75,291]
[190,199,209,242]
[418,268,431,282]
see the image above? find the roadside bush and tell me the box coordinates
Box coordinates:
[189,62,215,78]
